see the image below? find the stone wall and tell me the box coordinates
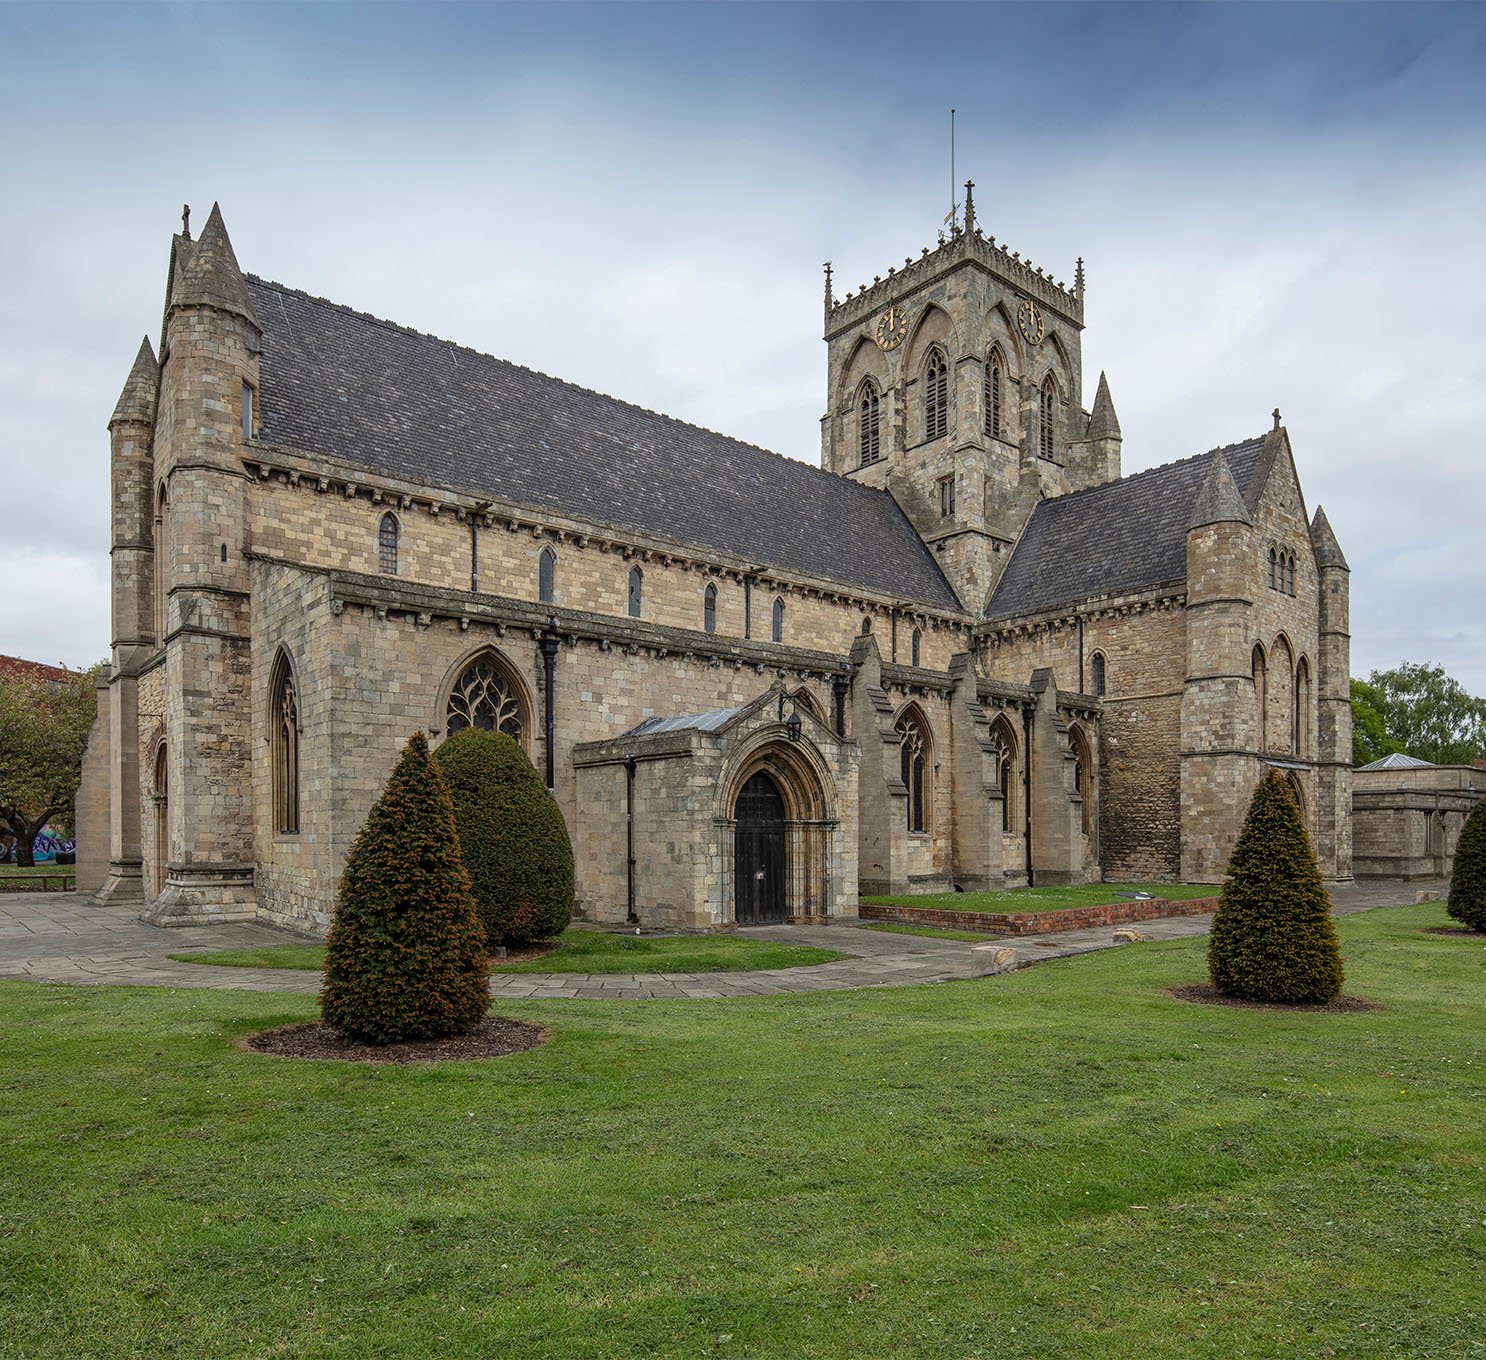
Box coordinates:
[1353,765,1485,879]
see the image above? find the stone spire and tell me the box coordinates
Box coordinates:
[1309,505,1349,571]
[1088,371,1120,440]
[170,202,258,328]
[109,336,159,427]
[963,180,975,234]
[1189,450,1252,529]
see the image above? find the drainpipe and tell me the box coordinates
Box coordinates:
[624,754,638,923]
[1022,703,1034,887]
[539,622,560,791]
[1077,614,1085,694]
[832,671,850,738]
[744,576,752,639]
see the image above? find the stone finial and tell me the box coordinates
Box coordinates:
[1309,505,1349,571]
[1088,371,1121,440]
[963,180,976,234]
[1189,451,1252,530]
[823,261,833,309]
[181,204,191,240]
[109,336,159,428]
[170,202,259,329]
[1273,407,1282,430]
[1075,257,1085,296]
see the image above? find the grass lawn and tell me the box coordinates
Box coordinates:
[861,921,1001,942]
[863,881,1219,913]
[169,929,844,976]
[5,901,1483,1358]
[0,864,74,878]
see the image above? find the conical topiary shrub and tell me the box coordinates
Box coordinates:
[1208,770,1344,1003]
[1446,797,1486,932]
[320,731,489,1044]
[434,728,574,949]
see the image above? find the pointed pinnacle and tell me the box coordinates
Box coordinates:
[171,201,259,328]
[1309,505,1349,571]
[1190,450,1252,530]
[1089,371,1121,440]
[109,336,159,427]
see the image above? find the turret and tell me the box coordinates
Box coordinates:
[1309,504,1353,880]
[1179,451,1259,880]
[108,337,159,655]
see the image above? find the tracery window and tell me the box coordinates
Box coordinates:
[992,716,1017,835]
[859,382,881,465]
[378,512,399,575]
[628,566,643,618]
[539,547,556,603]
[446,653,523,741]
[271,655,299,836]
[1091,651,1107,698]
[703,582,718,634]
[771,596,785,643]
[1071,728,1093,835]
[925,349,948,441]
[984,350,1002,437]
[896,708,931,834]
[1039,375,1056,460]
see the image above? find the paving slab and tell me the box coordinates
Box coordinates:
[0,881,1444,1001]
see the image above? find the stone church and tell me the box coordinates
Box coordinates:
[81,194,1352,933]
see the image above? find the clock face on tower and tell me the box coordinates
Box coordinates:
[875,306,909,352]
[1017,299,1045,345]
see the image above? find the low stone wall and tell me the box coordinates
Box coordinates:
[0,874,76,894]
[859,895,1220,936]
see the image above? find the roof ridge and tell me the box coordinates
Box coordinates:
[244,273,892,505]
[1034,433,1268,513]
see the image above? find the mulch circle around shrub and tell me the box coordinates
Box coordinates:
[1423,925,1486,938]
[1168,984,1379,1014]
[241,1016,547,1064]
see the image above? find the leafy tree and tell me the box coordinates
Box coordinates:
[0,664,102,867]
[1208,770,1344,1004]
[1446,797,1486,933]
[434,728,574,948]
[1351,678,1402,767]
[320,731,489,1044]
[1354,663,1486,767]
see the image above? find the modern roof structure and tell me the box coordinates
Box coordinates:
[1357,752,1434,770]
[243,276,963,613]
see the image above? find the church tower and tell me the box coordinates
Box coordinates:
[820,186,1119,612]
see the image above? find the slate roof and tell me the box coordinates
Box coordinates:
[625,707,746,737]
[985,436,1269,619]
[243,277,962,612]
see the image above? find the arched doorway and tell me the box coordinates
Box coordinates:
[151,743,168,899]
[734,771,786,925]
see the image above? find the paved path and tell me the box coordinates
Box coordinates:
[0,880,1446,1001]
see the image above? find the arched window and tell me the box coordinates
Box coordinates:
[1285,553,1296,595]
[771,595,785,643]
[991,714,1018,835]
[703,581,717,634]
[155,481,169,642]
[861,615,872,635]
[378,512,399,575]
[628,565,643,619]
[446,651,524,742]
[1039,375,1056,460]
[1252,644,1268,751]
[859,381,881,465]
[911,628,922,667]
[924,349,948,441]
[1091,651,1107,698]
[1295,657,1311,759]
[270,653,300,836]
[1270,635,1295,754]
[1071,727,1093,835]
[538,546,556,603]
[984,349,1003,437]
[1269,546,1278,590]
[896,708,931,834]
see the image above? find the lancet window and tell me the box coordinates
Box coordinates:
[271,656,299,836]
[896,708,931,835]
[859,382,881,465]
[925,349,948,441]
[984,349,1002,437]
[1039,375,1056,459]
[378,512,399,575]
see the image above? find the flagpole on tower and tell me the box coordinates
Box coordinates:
[950,108,957,231]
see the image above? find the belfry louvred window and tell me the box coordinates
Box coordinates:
[984,351,1002,437]
[925,351,948,440]
[1039,376,1056,459]
[859,383,881,465]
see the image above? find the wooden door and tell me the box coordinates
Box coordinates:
[734,772,785,925]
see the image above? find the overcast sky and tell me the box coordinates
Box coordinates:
[2,1,1484,693]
